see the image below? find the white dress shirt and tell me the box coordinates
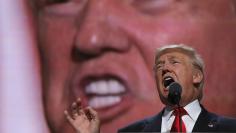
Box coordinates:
[161,99,202,132]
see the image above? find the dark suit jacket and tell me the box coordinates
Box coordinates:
[118,106,236,132]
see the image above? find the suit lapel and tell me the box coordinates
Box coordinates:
[192,105,218,132]
[142,109,164,132]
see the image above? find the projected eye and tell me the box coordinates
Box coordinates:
[46,0,70,5]
[38,0,86,16]
[131,0,175,15]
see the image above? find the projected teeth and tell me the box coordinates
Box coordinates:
[85,79,125,95]
[85,79,126,109]
[89,96,121,109]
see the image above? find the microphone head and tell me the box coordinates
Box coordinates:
[168,82,182,105]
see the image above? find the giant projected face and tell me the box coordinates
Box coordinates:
[36,0,236,133]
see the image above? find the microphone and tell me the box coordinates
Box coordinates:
[168,82,182,105]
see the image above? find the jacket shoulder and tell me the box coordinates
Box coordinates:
[195,106,236,132]
[217,115,236,131]
[118,114,160,132]
[205,110,236,131]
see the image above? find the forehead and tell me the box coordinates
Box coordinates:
[158,51,190,61]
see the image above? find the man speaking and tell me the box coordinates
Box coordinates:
[64,44,236,132]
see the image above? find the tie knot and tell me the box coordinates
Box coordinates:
[172,107,187,117]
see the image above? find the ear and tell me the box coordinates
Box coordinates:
[193,69,203,84]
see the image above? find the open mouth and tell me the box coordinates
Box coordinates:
[163,76,175,88]
[73,63,135,122]
[85,78,126,109]
[78,76,132,121]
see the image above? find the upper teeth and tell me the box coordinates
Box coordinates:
[164,77,172,81]
[85,79,126,95]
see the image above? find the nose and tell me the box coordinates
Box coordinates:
[73,0,131,58]
[162,63,172,76]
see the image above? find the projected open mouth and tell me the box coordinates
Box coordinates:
[76,71,133,122]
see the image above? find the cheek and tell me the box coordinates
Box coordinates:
[155,73,162,84]
[38,11,77,47]
[176,67,193,87]
[38,15,76,113]
[38,14,77,77]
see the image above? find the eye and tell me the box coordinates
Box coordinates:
[35,0,71,10]
[131,0,175,15]
[37,0,86,16]
[155,63,164,70]
[46,0,69,5]
[170,60,179,64]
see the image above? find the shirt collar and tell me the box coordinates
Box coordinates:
[163,99,201,121]
[163,106,173,121]
[184,99,201,121]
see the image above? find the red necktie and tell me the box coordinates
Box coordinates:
[171,107,187,132]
